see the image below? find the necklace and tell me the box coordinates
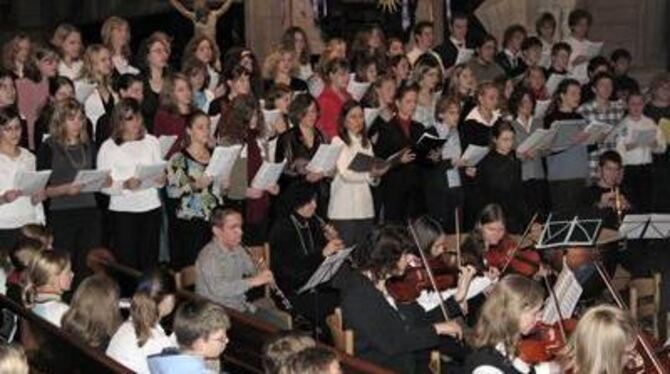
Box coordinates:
[290,214,314,256]
[64,143,88,169]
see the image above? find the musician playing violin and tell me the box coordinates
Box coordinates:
[465,274,562,374]
[463,204,548,280]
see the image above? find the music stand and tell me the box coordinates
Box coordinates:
[619,214,670,240]
[535,214,602,249]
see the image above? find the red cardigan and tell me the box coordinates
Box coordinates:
[153,108,187,158]
[316,86,350,140]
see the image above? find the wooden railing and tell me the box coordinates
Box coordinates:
[0,294,133,374]
[93,257,396,374]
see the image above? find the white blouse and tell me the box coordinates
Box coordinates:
[58,60,83,81]
[32,299,69,327]
[328,136,377,220]
[97,135,163,213]
[112,55,140,75]
[616,115,666,166]
[106,320,177,374]
[0,148,45,229]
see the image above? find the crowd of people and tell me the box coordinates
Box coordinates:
[0,4,668,373]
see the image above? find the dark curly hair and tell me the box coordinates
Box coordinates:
[217,94,264,143]
[352,225,413,281]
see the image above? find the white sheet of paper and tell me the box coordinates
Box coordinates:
[251,160,286,190]
[569,63,589,84]
[539,51,551,69]
[134,162,167,190]
[298,246,355,294]
[630,129,658,147]
[158,135,178,159]
[542,266,582,324]
[13,170,51,195]
[416,275,493,312]
[364,107,381,129]
[347,75,371,101]
[550,119,588,150]
[455,48,475,65]
[262,109,281,129]
[517,128,557,154]
[73,169,111,193]
[583,121,613,144]
[306,144,343,173]
[586,41,604,59]
[205,145,242,180]
[459,145,489,166]
[534,99,551,119]
[546,74,567,96]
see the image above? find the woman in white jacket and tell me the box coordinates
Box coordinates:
[328,100,388,247]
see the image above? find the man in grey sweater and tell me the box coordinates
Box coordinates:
[195,208,274,313]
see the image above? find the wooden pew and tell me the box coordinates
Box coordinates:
[91,255,396,374]
[0,294,133,374]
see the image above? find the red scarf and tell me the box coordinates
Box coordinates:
[245,136,270,224]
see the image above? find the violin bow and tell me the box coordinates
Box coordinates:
[408,220,451,323]
[594,261,668,374]
[500,213,539,274]
[455,208,461,269]
[541,272,567,343]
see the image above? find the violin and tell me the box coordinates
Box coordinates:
[518,318,578,364]
[624,331,670,373]
[485,236,542,277]
[386,257,458,303]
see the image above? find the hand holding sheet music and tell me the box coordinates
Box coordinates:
[455,48,475,65]
[458,145,489,167]
[306,144,343,173]
[347,75,371,101]
[414,133,447,154]
[73,169,111,193]
[205,145,242,180]
[549,119,588,150]
[13,170,51,195]
[582,122,613,144]
[517,128,557,154]
[134,162,167,190]
[251,160,286,190]
[629,129,658,148]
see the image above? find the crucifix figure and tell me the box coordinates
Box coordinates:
[169,0,235,41]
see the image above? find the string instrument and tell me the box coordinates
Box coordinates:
[386,256,459,303]
[485,215,542,277]
[518,318,578,364]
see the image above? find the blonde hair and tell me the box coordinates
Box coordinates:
[49,98,89,147]
[22,251,70,308]
[448,63,476,98]
[131,268,176,348]
[0,344,28,374]
[160,72,192,114]
[61,274,122,349]
[262,47,297,80]
[2,33,31,73]
[100,16,130,58]
[472,274,544,357]
[565,305,636,374]
[263,332,317,373]
[81,44,112,85]
[50,23,81,56]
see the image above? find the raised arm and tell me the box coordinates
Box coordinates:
[169,0,196,21]
[211,0,235,18]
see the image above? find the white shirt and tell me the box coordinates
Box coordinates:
[434,123,462,188]
[106,320,177,374]
[32,299,69,327]
[112,55,140,75]
[471,343,558,374]
[616,115,666,165]
[207,65,220,93]
[84,86,117,134]
[0,148,45,229]
[97,135,163,212]
[328,136,377,220]
[58,60,83,81]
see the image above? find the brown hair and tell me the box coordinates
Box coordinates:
[217,94,264,143]
[262,331,316,373]
[110,98,146,145]
[2,33,31,75]
[100,16,131,59]
[262,47,298,80]
[281,27,311,65]
[434,95,462,122]
[337,100,369,148]
[471,274,544,356]
[80,44,112,84]
[181,110,210,148]
[131,268,177,347]
[50,23,81,57]
[160,72,193,115]
[182,34,221,71]
[173,299,230,349]
[61,274,122,349]
[49,98,89,147]
[279,346,339,374]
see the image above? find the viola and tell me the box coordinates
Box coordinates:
[518,318,578,364]
[386,257,458,303]
[624,331,670,373]
[485,236,542,277]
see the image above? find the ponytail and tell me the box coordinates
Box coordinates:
[130,268,176,347]
[21,251,70,308]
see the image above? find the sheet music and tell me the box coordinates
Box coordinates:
[542,266,583,325]
[13,170,51,195]
[546,74,567,96]
[534,100,551,119]
[583,121,613,144]
[550,119,588,150]
[306,144,343,173]
[459,145,489,166]
[262,109,281,129]
[517,128,556,154]
[620,214,670,239]
[569,63,589,84]
[205,145,242,180]
[585,41,604,59]
[416,276,493,312]
[158,135,177,159]
[298,247,355,294]
[134,162,167,190]
[630,128,658,148]
[455,48,475,65]
[539,50,551,69]
[73,169,110,193]
[364,107,381,129]
[251,160,286,190]
[346,75,371,101]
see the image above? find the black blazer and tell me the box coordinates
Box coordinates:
[372,116,425,183]
[434,39,475,70]
[494,51,527,79]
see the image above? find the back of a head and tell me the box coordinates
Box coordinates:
[279,346,339,374]
[262,331,317,373]
[0,344,28,374]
